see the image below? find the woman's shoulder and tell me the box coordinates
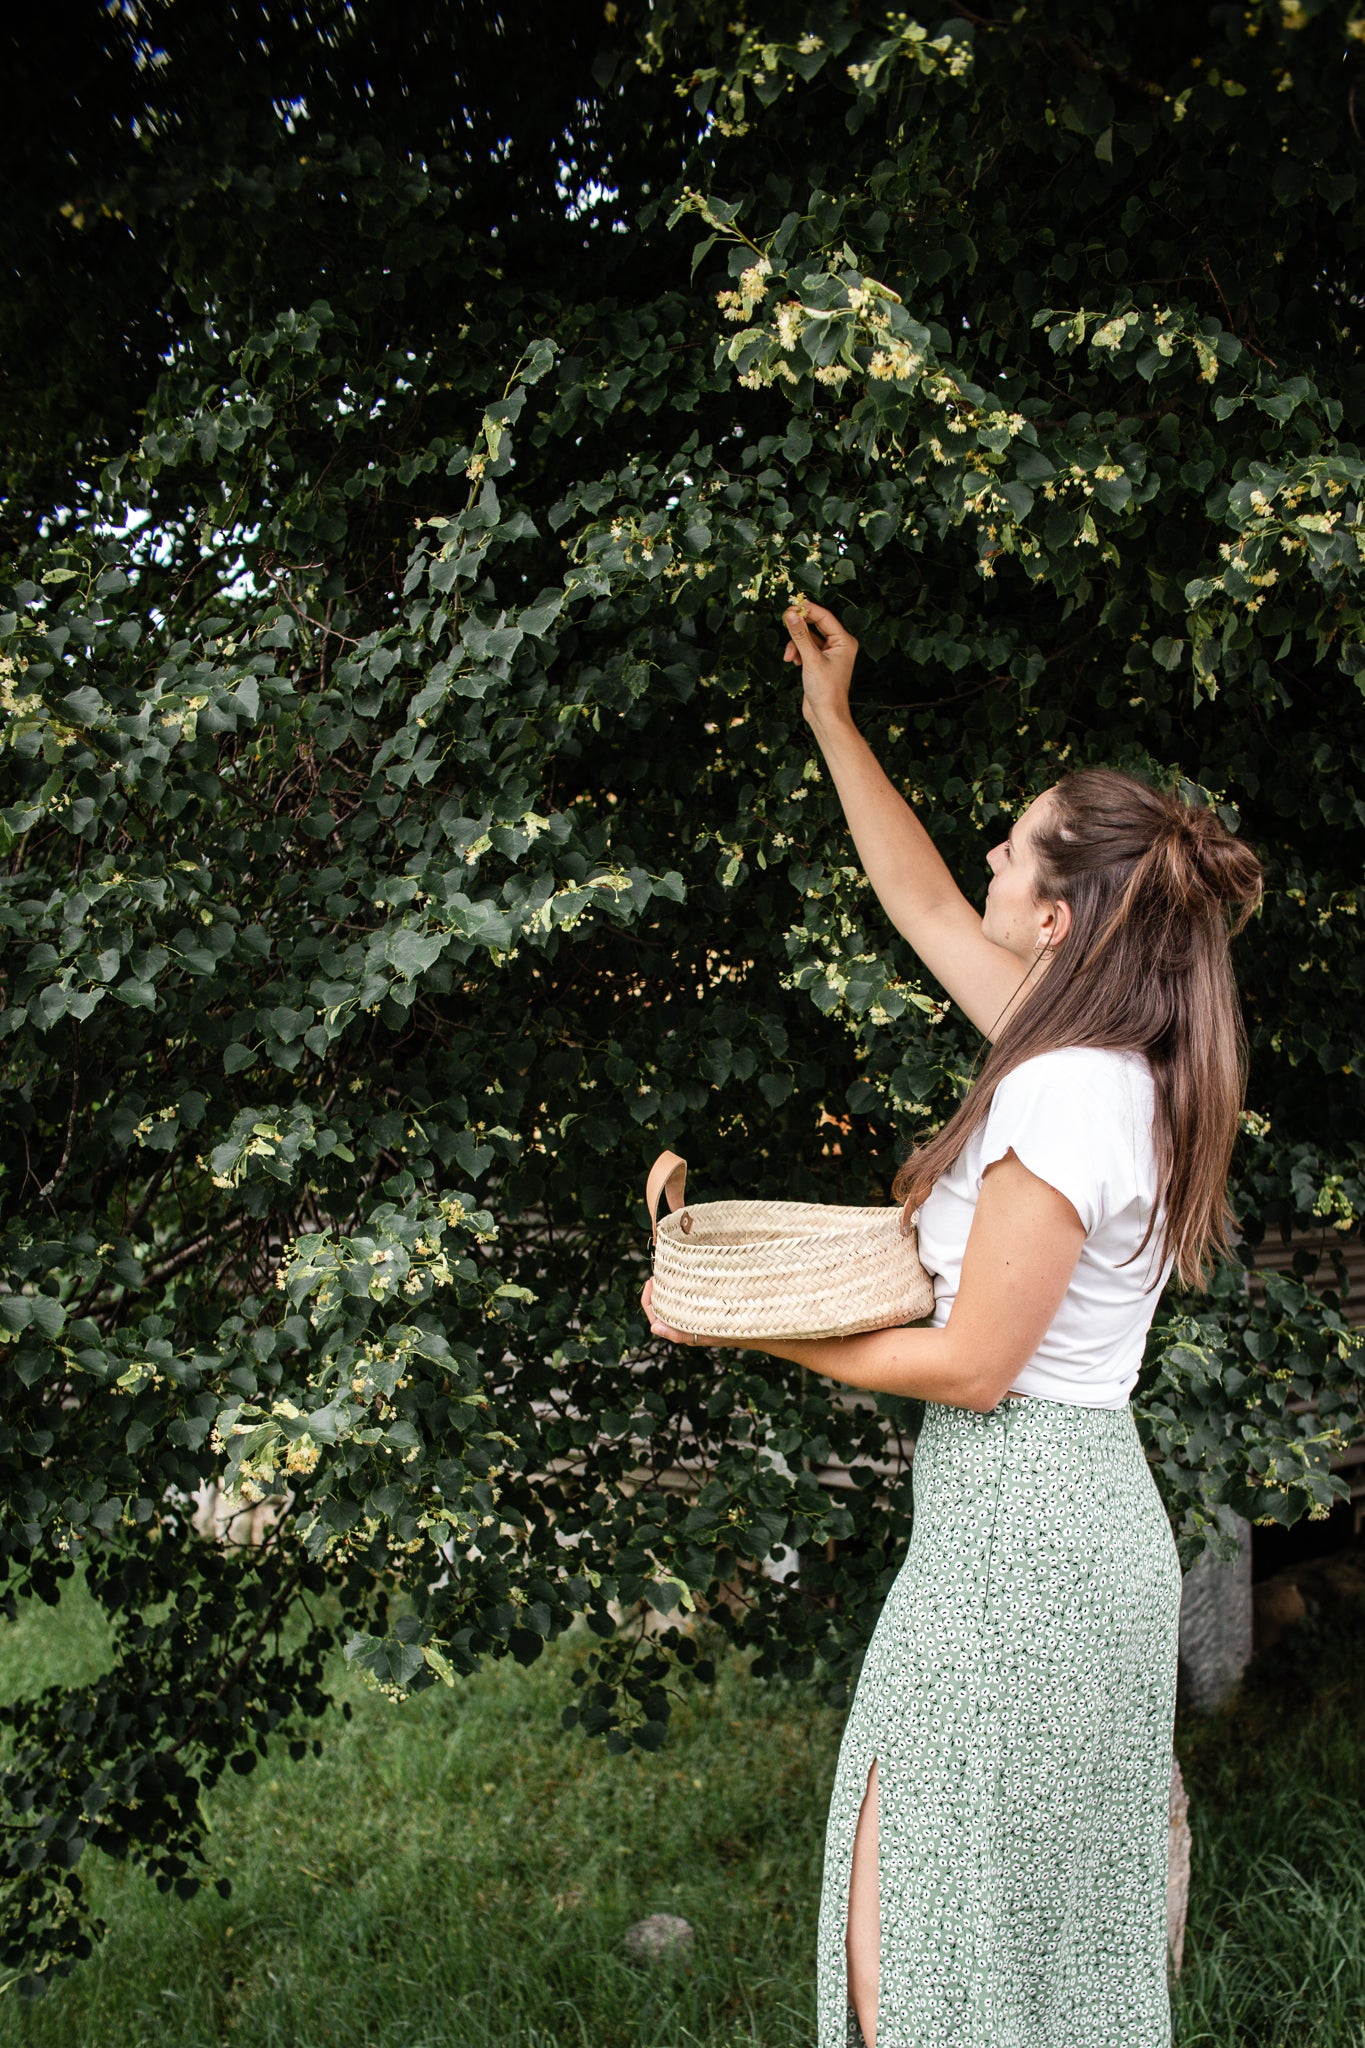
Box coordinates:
[996,1045,1154,1112]
[975,1046,1156,1225]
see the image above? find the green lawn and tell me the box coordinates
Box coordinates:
[0,1574,1361,2048]
[1173,1598,1365,2048]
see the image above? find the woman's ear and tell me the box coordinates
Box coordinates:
[1041,897,1072,950]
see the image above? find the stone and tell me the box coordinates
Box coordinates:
[1179,1516,1253,1711]
[622,1912,695,1965]
[1253,1575,1307,1655]
[1301,1546,1365,1605]
[1251,1540,1365,1655]
[1166,1754,1191,1978]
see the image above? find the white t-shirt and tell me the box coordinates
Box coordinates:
[914,1046,1172,1408]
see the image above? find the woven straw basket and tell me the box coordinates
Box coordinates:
[646,1151,936,1343]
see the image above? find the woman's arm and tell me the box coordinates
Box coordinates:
[644,1151,1085,1411]
[784,602,1027,1039]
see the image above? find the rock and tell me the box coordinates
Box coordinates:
[1254,1575,1307,1655]
[1179,1517,1253,1711]
[1303,1549,1365,1604]
[1167,1755,1191,1978]
[1251,1541,1365,1656]
[622,1912,695,1965]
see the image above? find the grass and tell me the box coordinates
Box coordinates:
[1173,1600,1365,2048]
[0,1576,1359,2047]
[0,1580,840,2048]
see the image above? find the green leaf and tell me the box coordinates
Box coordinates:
[782,422,813,465]
[422,1642,457,1687]
[386,928,447,980]
[114,979,157,1010]
[27,1297,65,1339]
[344,1632,426,1689]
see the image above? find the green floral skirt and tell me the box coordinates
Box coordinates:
[818,1396,1181,2048]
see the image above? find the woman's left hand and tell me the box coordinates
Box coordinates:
[641,1276,721,1347]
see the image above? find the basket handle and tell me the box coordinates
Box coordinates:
[645,1151,688,1240]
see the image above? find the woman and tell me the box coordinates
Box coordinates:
[644,601,1264,2048]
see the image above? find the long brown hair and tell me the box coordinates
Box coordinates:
[892,769,1264,1288]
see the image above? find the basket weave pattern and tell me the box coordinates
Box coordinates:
[647,1154,936,1342]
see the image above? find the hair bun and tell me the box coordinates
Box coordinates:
[1165,803,1263,931]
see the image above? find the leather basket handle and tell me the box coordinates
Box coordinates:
[645,1151,688,1240]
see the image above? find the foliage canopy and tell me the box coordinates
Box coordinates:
[2,0,1365,1990]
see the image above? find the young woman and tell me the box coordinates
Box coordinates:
[643,600,1263,2048]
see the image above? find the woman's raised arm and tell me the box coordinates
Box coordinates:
[783,601,1026,1039]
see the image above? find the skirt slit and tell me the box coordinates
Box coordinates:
[844,1756,882,2048]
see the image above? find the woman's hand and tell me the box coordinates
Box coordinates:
[641,1276,720,1347]
[782,599,859,728]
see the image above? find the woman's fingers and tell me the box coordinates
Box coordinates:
[652,1313,701,1343]
[783,621,822,662]
[784,600,858,718]
[643,1277,734,1347]
[642,1275,698,1343]
[784,601,853,662]
[795,598,847,643]
[642,1280,723,1346]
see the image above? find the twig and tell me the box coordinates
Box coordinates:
[264,568,362,647]
[37,1024,81,1196]
[143,1215,251,1288]
[1202,258,1279,370]
[1060,32,1163,100]
[122,1156,173,1239]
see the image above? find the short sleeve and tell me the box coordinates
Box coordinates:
[977,1054,1116,1236]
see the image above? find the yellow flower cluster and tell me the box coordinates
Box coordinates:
[869,339,925,382]
[285,1434,321,1476]
[1091,311,1140,351]
[846,22,971,85]
[1313,1174,1359,1233]
[115,1360,164,1395]
[0,654,42,723]
[774,300,806,351]
[716,256,772,323]
[132,1106,178,1145]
